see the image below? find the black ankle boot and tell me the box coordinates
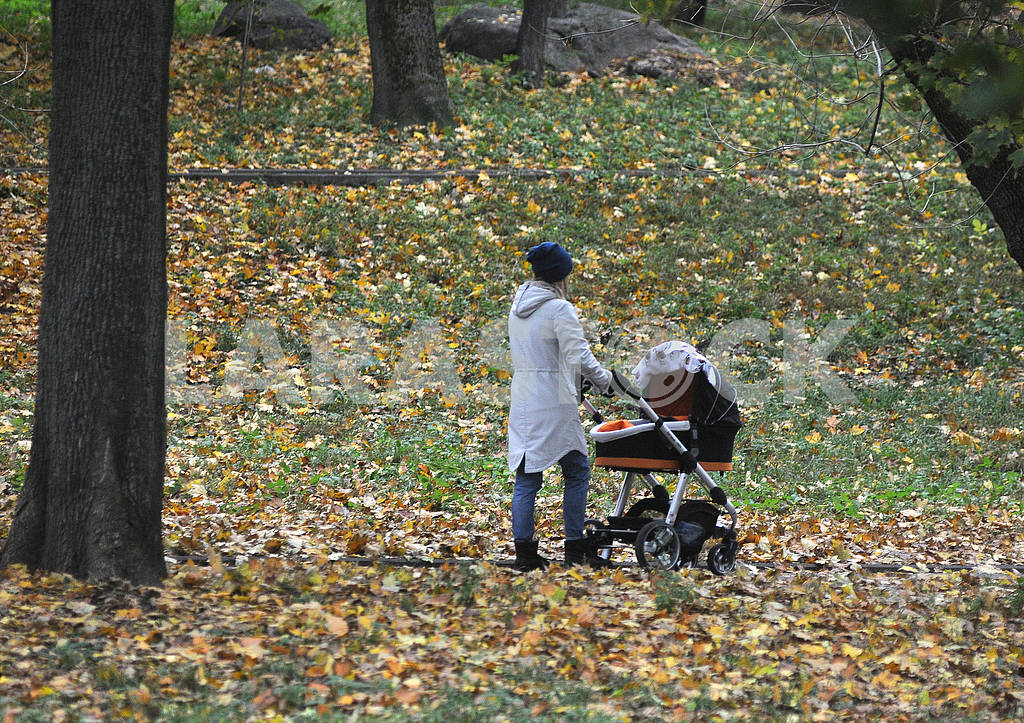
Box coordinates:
[564,538,611,569]
[513,539,549,572]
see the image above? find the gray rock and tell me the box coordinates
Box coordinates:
[437,5,520,62]
[439,2,705,74]
[547,3,705,72]
[212,0,331,51]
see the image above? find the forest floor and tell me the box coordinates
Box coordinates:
[1,3,1023,720]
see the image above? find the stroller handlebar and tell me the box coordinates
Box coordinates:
[609,368,643,400]
[581,369,647,425]
[580,397,604,424]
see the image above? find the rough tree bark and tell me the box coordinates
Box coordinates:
[516,0,555,88]
[900,53,1024,272]
[366,0,454,128]
[0,0,173,585]
[837,1,1024,273]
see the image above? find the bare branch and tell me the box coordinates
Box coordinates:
[556,18,642,45]
[865,39,884,153]
[0,25,29,89]
[1,23,47,164]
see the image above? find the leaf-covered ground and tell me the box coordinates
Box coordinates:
[1,560,1023,721]
[2,3,1024,719]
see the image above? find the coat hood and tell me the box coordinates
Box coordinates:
[511,281,561,319]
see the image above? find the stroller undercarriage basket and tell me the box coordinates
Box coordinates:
[597,499,722,557]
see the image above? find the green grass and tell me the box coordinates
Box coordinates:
[150,157,1023,522]
[0,0,368,40]
[1006,577,1024,616]
[173,0,220,37]
[0,374,31,492]
[3,1,1023,529]
[0,0,47,37]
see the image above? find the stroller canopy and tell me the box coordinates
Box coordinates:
[631,341,741,426]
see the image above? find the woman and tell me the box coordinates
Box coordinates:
[507,241,612,571]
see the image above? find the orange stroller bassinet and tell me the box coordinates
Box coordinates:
[583,341,743,572]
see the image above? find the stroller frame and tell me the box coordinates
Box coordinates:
[583,377,740,573]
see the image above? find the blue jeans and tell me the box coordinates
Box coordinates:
[512,450,590,541]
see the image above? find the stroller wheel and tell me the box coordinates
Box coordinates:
[706,542,736,575]
[634,520,682,570]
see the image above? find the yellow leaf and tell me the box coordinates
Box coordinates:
[952,430,980,447]
[991,427,1020,441]
[872,670,902,689]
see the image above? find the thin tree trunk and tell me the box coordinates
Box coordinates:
[366,0,454,128]
[552,0,570,17]
[0,0,173,585]
[516,0,554,88]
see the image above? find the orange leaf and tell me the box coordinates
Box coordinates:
[325,614,349,636]
[394,687,422,705]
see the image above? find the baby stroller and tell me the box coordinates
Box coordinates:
[582,341,743,573]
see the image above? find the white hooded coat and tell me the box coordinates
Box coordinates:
[507,281,612,473]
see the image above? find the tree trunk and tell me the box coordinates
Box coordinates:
[837,1,1024,274]
[881,41,1024,272]
[910,71,1024,273]
[366,0,454,128]
[516,0,554,88]
[552,0,570,17]
[0,0,173,585]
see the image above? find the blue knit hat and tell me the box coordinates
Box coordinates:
[526,242,573,282]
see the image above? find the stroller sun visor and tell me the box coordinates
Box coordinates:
[632,340,713,392]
